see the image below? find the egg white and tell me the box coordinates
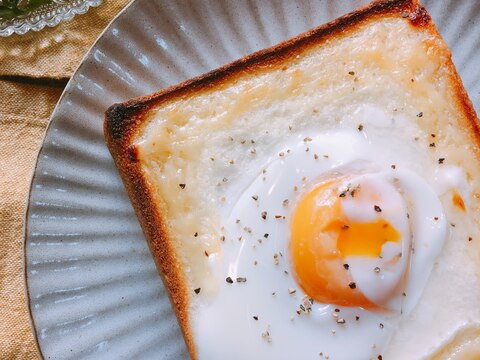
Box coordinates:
[193,107,452,360]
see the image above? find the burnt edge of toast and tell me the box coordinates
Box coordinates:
[104,0,479,358]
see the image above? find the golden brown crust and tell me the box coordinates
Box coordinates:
[104,114,194,354]
[105,0,432,144]
[104,0,479,358]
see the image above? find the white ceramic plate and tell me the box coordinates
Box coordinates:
[25,0,480,359]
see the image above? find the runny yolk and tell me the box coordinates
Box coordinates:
[290,181,400,308]
[325,219,400,258]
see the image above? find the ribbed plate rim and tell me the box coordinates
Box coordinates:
[22,1,136,357]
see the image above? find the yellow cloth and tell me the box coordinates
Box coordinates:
[0,80,63,359]
[0,1,130,358]
[0,1,129,79]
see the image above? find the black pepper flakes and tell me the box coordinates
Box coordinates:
[348,71,355,76]
[194,288,201,294]
[429,142,436,147]
[252,194,259,201]
[226,277,234,284]
[374,205,382,212]
[236,277,247,283]
[391,164,396,169]
[273,254,279,266]
[261,211,267,220]
[469,237,473,242]
[416,112,423,117]
[343,263,350,270]
[356,316,360,321]
[438,158,445,164]
[379,323,384,329]
[261,330,271,342]
[253,316,259,321]
[179,183,186,189]
[350,189,357,197]
[349,282,356,289]
[264,233,269,238]
[358,124,364,131]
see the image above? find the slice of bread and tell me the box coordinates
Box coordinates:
[105,0,480,359]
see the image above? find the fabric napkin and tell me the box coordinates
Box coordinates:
[0,79,63,359]
[0,0,130,79]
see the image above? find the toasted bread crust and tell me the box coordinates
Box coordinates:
[104,0,479,358]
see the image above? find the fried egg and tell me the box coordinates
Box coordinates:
[192,106,463,360]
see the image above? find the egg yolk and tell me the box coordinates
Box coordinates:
[290,181,401,308]
[452,190,466,211]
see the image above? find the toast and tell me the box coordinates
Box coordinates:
[105,0,480,359]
